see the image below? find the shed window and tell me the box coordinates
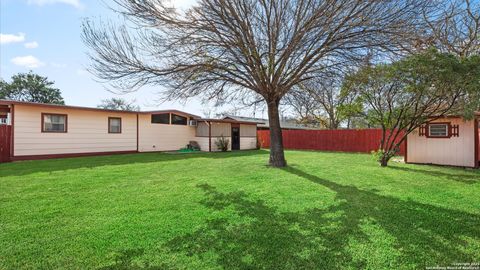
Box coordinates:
[151,113,170,124]
[428,123,449,137]
[171,114,187,125]
[42,113,67,133]
[108,117,122,133]
[0,116,7,125]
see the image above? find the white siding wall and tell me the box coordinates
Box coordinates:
[14,104,137,156]
[195,136,232,152]
[407,118,476,167]
[138,114,196,152]
[13,105,259,156]
[240,137,257,150]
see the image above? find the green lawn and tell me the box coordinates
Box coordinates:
[0,150,479,269]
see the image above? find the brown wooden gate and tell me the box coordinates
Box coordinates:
[0,125,12,163]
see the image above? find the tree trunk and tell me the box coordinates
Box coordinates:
[267,100,287,167]
[380,154,391,167]
[328,112,338,130]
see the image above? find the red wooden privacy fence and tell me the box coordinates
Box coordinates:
[257,129,406,156]
[0,125,12,163]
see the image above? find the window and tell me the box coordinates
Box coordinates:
[151,113,169,124]
[428,123,449,138]
[171,114,187,125]
[42,113,67,133]
[108,117,122,133]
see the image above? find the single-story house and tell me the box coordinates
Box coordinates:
[406,114,479,168]
[0,100,261,162]
[223,115,315,130]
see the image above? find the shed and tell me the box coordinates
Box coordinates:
[406,114,479,168]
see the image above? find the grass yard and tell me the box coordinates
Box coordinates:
[0,150,479,269]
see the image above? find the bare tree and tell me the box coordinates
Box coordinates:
[424,0,480,57]
[283,89,325,128]
[82,0,429,167]
[293,74,358,129]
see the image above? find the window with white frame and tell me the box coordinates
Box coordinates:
[108,117,122,133]
[0,116,7,125]
[42,113,67,133]
[428,123,449,138]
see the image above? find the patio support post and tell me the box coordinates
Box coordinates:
[10,104,14,159]
[208,121,212,152]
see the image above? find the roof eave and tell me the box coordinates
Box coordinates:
[0,99,202,117]
[197,118,264,125]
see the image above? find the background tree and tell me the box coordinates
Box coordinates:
[97,97,140,111]
[0,72,64,105]
[0,79,7,100]
[282,89,326,128]
[82,0,429,167]
[423,0,480,117]
[424,0,479,57]
[343,49,480,167]
[286,72,360,129]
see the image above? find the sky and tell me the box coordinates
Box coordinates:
[0,0,238,116]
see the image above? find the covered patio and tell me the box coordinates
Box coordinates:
[195,119,262,152]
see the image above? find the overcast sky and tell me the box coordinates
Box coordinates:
[0,0,243,116]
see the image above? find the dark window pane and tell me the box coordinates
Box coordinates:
[151,113,170,124]
[171,114,187,125]
[109,118,121,133]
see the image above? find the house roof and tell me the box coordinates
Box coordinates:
[428,111,480,119]
[223,115,316,130]
[0,100,262,125]
[0,99,200,118]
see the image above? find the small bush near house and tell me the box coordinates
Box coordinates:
[188,141,201,151]
[256,138,263,149]
[215,135,229,151]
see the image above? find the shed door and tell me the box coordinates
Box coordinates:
[0,125,11,163]
[477,124,480,166]
[232,126,240,150]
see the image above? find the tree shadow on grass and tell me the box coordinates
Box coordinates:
[98,248,169,270]
[0,150,268,177]
[162,168,480,269]
[388,165,480,184]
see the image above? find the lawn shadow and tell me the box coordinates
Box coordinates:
[165,183,352,269]
[0,150,268,177]
[97,248,168,270]
[388,165,480,184]
[162,168,480,269]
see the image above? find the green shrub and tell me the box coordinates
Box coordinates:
[215,135,229,152]
[256,138,263,149]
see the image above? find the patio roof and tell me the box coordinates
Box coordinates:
[223,115,316,130]
[196,118,264,125]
